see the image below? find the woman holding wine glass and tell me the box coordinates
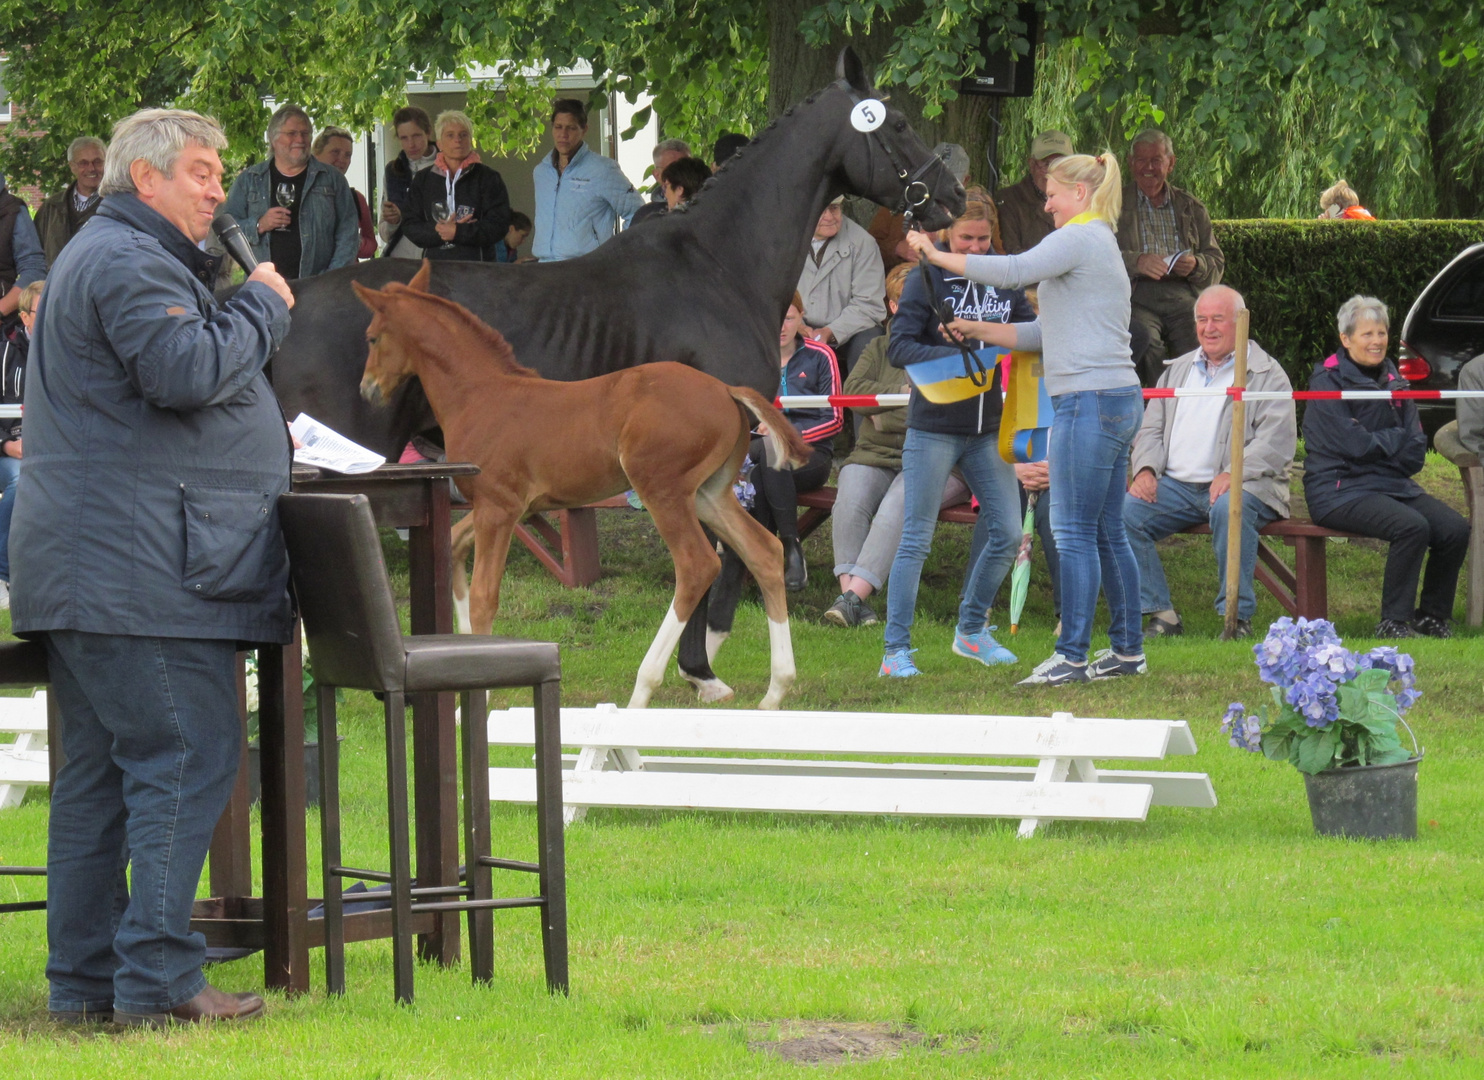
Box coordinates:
[402,111,511,262]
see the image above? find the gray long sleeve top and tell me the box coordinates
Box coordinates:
[961,218,1138,396]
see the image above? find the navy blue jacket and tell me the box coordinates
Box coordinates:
[888,250,1035,436]
[1301,347,1426,522]
[11,193,295,643]
[778,337,843,446]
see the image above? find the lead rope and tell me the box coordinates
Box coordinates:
[906,219,988,388]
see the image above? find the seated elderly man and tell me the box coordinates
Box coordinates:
[1459,353,1484,455]
[1123,285,1296,639]
[1116,130,1225,385]
[797,195,887,377]
[996,130,1072,254]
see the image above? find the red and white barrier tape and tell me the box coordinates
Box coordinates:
[777,388,1484,409]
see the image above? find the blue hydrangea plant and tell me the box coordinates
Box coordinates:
[1221,617,1419,775]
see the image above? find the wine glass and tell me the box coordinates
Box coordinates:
[274,182,296,231]
[432,202,456,249]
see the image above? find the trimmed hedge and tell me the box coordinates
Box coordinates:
[1212,220,1484,389]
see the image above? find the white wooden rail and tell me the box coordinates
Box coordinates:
[486,704,1215,836]
[0,691,50,809]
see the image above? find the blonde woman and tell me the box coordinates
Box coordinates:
[906,152,1144,685]
[402,110,511,261]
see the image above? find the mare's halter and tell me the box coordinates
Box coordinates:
[834,79,952,227]
[836,80,987,387]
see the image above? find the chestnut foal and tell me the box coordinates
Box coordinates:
[354,262,808,709]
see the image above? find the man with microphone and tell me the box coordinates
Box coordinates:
[10,108,295,1028]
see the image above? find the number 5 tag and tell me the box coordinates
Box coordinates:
[850,99,886,133]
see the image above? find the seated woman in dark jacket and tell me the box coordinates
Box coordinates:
[1302,294,1469,637]
[402,110,511,262]
[754,290,843,590]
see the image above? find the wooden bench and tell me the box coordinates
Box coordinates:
[486,704,1215,837]
[795,485,1358,621]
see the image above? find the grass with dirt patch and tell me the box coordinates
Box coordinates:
[0,453,1479,1078]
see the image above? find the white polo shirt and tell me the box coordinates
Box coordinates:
[1165,351,1235,485]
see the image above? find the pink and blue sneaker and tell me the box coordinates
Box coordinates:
[952,626,1017,667]
[879,648,921,678]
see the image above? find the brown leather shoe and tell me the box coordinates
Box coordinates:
[114,984,266,1028]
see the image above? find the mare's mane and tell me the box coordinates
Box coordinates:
[384,284,541,379]
[672,89,827,217]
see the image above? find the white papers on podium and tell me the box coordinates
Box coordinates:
[289,413,386,474]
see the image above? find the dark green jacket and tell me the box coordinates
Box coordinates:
[843,326,908,470]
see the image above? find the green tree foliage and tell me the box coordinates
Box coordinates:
[1,1,1480,218]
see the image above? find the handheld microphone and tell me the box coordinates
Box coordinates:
[211,215,259,274]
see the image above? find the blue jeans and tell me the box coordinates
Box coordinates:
[0,453,20,582]
[44,631,242,1015]
[884,427,1021,654]
[1048,388,1144,664]
[1123,476,1280,619]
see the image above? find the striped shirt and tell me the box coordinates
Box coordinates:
[1136,187,1180,255]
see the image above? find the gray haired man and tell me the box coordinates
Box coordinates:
[1122,285,1296,638]
[35,136,107,266]
[12,107,295,1026]
[221,103,360,278]
[1116,130,1226,384]
[648,137,690,202]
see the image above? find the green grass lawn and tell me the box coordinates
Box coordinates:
[0,454,1480,1077]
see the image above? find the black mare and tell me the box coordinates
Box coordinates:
[270,48,963,700]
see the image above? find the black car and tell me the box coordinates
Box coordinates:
[1399,242,1484,441]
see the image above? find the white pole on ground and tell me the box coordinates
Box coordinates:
[1222,308,1250,641]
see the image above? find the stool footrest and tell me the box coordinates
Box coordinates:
[412,896,546,914]
[410,884,473,899]
[0,900,46,913]
[478,856,540,873]
[331,866,392,884]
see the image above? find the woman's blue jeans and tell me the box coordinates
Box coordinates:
[43,631,242,1015]
[1048,387,1144,664]
[884,427,1021,654]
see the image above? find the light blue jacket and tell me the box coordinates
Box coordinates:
[222,157,360,277]
[531,144,643,261]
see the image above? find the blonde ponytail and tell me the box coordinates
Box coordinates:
[1047,151,1122,226]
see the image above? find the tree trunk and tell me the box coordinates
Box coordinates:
[766,0,996,192]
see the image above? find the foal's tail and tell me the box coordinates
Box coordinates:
[729,386,811,469]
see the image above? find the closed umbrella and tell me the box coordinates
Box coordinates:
[1008,491,1040,634]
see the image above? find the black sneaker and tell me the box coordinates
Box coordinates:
[1233,618,1253,639]
[1411,614,1453,638]
[1374,618,1417,639]
[823,590,877,627]
[1087,649,1149,680]
[1016,653,1090,686]
[1144,613,1183,637]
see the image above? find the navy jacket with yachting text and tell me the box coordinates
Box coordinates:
[10,192,295,644]
[888,247,1036,437]
[1300,346,1426,523]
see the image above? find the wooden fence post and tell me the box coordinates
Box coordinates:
[1222,308,1250,640]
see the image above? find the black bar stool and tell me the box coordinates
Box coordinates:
[0,639,52,914]
[278,493,567,1003]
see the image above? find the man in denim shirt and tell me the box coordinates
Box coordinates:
[222,103,360,278]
